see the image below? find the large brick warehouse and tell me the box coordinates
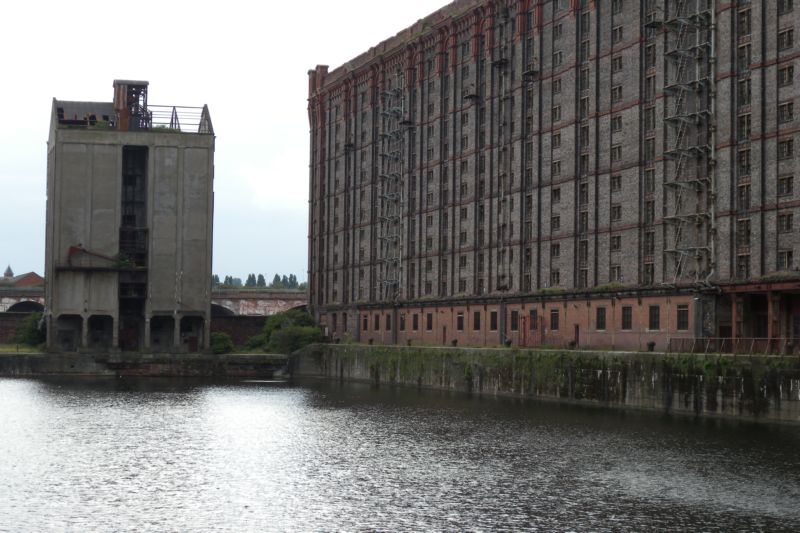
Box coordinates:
[308,0,800,352]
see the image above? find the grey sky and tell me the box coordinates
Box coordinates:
[0,0,450,280]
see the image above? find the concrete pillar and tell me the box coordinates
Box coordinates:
[112,314,119,349]
[80,314,88,349]
[203,313,210,350]
[174,313,182,352]
[144,316,151,350]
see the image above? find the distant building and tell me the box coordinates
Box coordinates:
[308,0,800,352]
[0,267,44,288]
[46,80,215,352]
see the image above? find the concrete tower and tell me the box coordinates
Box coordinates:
[46,80,215,352]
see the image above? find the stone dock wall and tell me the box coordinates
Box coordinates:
[292,344,800,424]
[0,352,288,378]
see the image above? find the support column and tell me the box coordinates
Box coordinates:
[112,314,119,349]
[174,313,182,352]
[144,316,151,350]
[80,314,89,349]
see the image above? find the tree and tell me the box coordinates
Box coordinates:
[245,273,256,287]
[257,274,266,287]
[288,274,298,288]
[271,274,282,288]
[231,277,243,288]
[15,312,46,346]
[212,274,220,286]
[281,275,289,287]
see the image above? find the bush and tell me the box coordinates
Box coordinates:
[263,309,315,341]
[244,333,267,350]
[268,326,324,354]
[15,312,46,346]
[210,332,234,354]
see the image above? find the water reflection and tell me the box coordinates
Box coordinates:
[1,376,799,531]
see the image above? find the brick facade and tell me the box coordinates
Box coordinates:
[308,0,800,349]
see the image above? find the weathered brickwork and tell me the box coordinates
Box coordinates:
[309,0,800,349]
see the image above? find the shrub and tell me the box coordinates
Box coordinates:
[210,332,234,354]
[268,326,324,354]
[244,332,267,350]
[15,312,45,346]
[263,309,315,341]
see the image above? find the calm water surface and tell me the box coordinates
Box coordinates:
[1,376,799,532]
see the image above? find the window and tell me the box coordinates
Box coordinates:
[644,44,656,69]
[645,200,655,224]
[458,278,467,292]
[596,307,606,331]
[738,9,751,36]
[611,85,622,103]
[611,235,621,251]
[473,311,481,331]
[457,312,464,331]
[511,310,519,331]
[737,218,751,245]
[611,174,622,191]
[738,78,751,106]
[738,44,751,71]
[779,213,794,232]
[490,311,498,331]
[552,187,561,204]
[612,26,623,44]
[644,138,655,161]
[779,0,794,15]
[737,113,750,141]
[385,314,392,331]
[779,250,794,270]
[413,313,419,330]
[779,139,794,159]
[554,23,563,39]
[552,216,561,231]
[643,263,654,285]
[552,78,562,94]
[648,305,660,330]
[780,65,795,88]
[738,148,751,174]
[552,160,561,176]
[553,50,563,66]
[552,105,561,122]
[550,269,560,286]
[645,107,656,131]
[610,264,621,282]
[738,183,751,210]
[737,254,751,279]
[579,67,590,91]
[611,115,622,132]
[551,243,561,257]
[612,0,623,14]
[611,145,622,162]
[550,309,560,330]
[644,231,655,255]
[779,29,794,51]
[611,204,622,221]
[426,313,433,331]
[778,175,794,196]
[612,56,623,73]
[677,305,689,331]
[780,102,794,123]
[374,314,380,331]
[644,168,655,193]
[622,306,632,330]
[552,132,561,149]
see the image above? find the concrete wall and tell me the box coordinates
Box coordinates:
[294,344,800,424]
[46,125,215,350]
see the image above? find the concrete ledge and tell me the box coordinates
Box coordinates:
[0,352,288,378]
[292,344,800,424]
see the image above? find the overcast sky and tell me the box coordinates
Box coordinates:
[0,0,450,281]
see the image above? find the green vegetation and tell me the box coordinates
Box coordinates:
[245,309,323,354]
[213,273,307,290]
[15,312,46,347]
[210,332,234,354]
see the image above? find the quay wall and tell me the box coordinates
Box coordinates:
[0,352,288,378]
[292,344,800,424]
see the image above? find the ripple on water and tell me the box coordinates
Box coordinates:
[1,377,799,532]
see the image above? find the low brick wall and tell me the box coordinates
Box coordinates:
[292,344,800,424]
[0,313,28,343]
[210,316,266,346]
